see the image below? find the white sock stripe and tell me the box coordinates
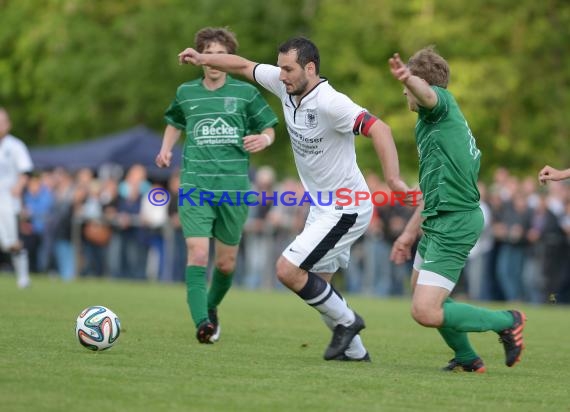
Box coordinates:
[305,283,332,306]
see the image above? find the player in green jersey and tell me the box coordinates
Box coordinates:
[389,47,526,373]
[155,27,278,344]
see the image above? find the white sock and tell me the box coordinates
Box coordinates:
[12,249,30,288]
[306,282,355,326]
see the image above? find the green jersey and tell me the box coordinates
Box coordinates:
[164,75,278,201]
[416,86,481,217]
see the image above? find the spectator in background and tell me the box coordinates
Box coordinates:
[491,167,511,201]
[243,166,277,289]
[559,201,570,303]
[165,170,186,283]
[107,164,149,280]
[374,190,415,296]
[140,182,169,281]
[79,180,109,277]
[526,192,567,303]
[49,168,78,281]
[21,173,53,273]
[0,107,33,288]
[493,192,532,301]
[521,176,540,209]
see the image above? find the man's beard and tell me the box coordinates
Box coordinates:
[289,78,309,96]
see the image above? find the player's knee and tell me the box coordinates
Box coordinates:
[215,256,236,274]
[187,248,208,267]
[410,303,441,327]
[275,257,294,285]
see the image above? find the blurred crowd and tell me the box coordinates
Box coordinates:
[2,164,570,304]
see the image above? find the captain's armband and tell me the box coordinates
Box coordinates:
[352,112,379,137]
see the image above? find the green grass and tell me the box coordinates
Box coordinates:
[1,274,569,412]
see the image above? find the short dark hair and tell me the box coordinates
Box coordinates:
[407,46,450,88]
[278,37,320,74]
[194,27,238,54]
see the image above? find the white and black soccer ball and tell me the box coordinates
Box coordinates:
[76,306,121,351]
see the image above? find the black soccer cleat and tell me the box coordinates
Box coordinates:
[498,310,527,367]
[208,308,221,342]
[331,351,371,362]
[442,357,486,373]
[323,312,365,360]
[196,320,216,344]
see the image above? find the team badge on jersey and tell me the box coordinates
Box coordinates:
[224,97,237,113]
[305,109,318,128]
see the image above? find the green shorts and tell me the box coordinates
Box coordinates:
[417,208,483,283]
[179,194,249,246]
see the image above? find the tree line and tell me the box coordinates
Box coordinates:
[1,0,568,180]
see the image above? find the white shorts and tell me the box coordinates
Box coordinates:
[282,205,372,274]
[413,251,456,292]
[0,201,18,251]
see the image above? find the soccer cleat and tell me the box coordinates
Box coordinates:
[498,310,527,367]
[331,351,371,362]
[323,312,365,360]
[208,308,221,342]
[196,320,216,344]
[442,357,486,373]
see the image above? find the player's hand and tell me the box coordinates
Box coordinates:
[538,165,558,184]
[389,180,420,207]
[404,187,422,207]
[243,134,271,153]
[389,53,411,83]
[178,48,202,65]
[390,231,416,264]
[155,151,172,168]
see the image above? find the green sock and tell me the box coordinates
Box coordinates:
[207,268,234,310]
[443,300,514,333]
[185,266,209,327]
[438,298,479,363]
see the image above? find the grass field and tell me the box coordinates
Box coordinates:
[1,274,569,412]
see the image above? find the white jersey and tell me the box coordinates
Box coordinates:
[0,134,33,211]
[253,64,370,211]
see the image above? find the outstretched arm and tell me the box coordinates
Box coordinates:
[178,48,257,82]
[389,53,437,109]
[538,165,570,183]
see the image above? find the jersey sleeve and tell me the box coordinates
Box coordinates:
[418,86,449,124]
[324,91,365,135]
[164,96,186,130]
[252,64,284,98]
[246,89,279,133]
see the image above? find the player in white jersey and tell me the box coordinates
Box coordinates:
[0,108,33,288]
[179,37,411,360]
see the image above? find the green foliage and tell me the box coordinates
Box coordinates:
[1,0,569,178]
[1,275,569,412]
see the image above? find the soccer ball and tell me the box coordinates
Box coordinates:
[75,306,121,351]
